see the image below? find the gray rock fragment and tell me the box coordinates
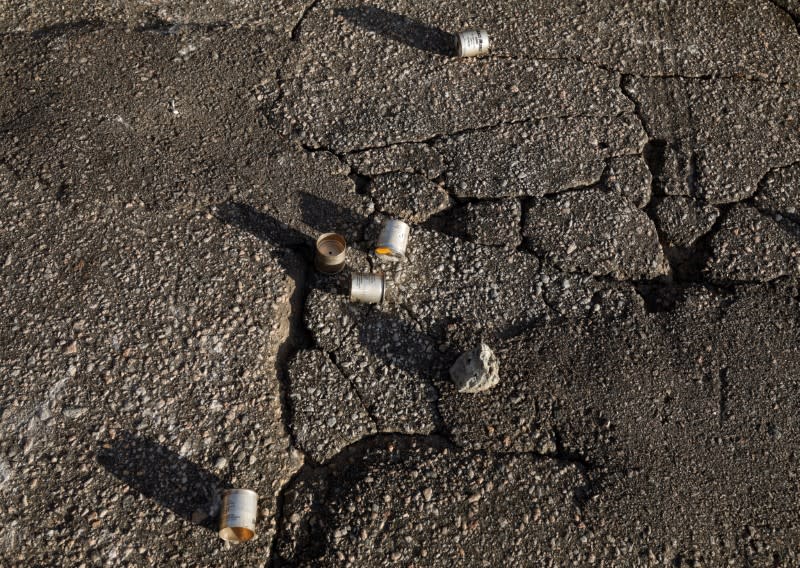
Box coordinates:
[436,287,800,563]
[603,155,652,208]
[651,196,719,247]
[464,199,522,247]
[524,189,669,280]
[450,344,500,394]
[61,407,87,419]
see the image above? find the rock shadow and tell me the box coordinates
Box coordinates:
[96,431,225,531]
[335,5,455,56]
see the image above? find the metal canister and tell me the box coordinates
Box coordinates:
[219,489,258,543]
[315,233,347,274]
[374,219,410,262]
[455,30,490,57]
[350,272,387,304]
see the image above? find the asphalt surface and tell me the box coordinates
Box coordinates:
[1,1,799,566]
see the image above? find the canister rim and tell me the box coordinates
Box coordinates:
[219,526,256,543]
[222,488,259,499]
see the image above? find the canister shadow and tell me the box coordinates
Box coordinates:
[213,198,359,296]
[335,5,455,56]
[213,201,313,250]
[298,192,367,242]
[97,431,226,531]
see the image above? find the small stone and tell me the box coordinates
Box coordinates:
[449,344,500,394]
[38,405,54,422]
[213,457,228,470]
[62,407,87,419]
[63,341,79,355]
[423,488,433,501]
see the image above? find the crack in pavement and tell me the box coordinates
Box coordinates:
[269,432,455,566]
[767,0,800,35]
[290,0,321,41]
[289,112,641,156]
[326,350,380,434]
[620,74,653,138]
[268,430,604,566]
[271,246,314,456]
[487,51,800,86]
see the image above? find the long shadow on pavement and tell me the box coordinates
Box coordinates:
[97,431,226,531]
[335,5,455,56]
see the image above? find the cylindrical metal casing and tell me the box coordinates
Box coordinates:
[219,489,258,543]
[315,233,347,273]
[350,272,387,304]
[374,219,410,262]
[456,30,490,57]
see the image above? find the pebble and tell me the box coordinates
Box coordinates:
[449,344,501,394]
[62,407,87,419]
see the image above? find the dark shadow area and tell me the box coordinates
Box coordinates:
[214,197,369,297]
[214,201,312,249]
[642,139,668,194]
[633,282,682,313]
[352,308,457,435]
[96,431,225,531]
[298,192,368,243]
[335,5,455,56]
[661,202,734,283]
[213,201,315,282]
[137,17,182,35]
[422,203,469,242]
[31,19,106,39]
[216,192,370,259]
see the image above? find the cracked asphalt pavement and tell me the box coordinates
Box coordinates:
[1,1,799,566]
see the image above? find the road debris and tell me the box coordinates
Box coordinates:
[219,489,258,543]
[350,272,389,304]
[375,219,410,262]
[455,30,490,57]
[449,343,500,393]
[315,233,347,274]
